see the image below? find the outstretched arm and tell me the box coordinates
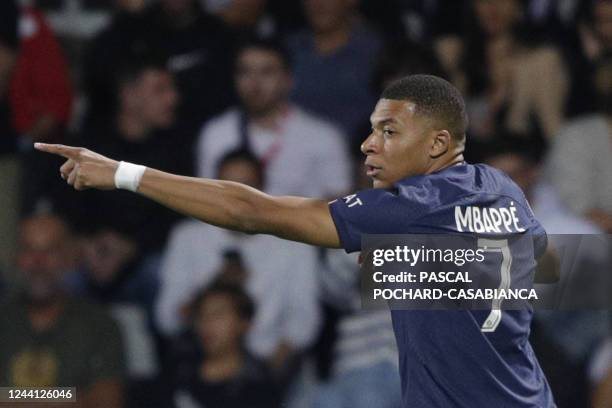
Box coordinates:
[34,143,341,248]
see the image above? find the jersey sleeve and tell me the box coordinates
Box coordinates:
[328,187,422,253]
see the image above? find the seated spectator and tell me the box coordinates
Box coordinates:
[546,55,612,232]
[197,38,351,197]
[438,0,568,152]
[590,336,612,408]
[65,228,161,385]
[578,0,612,63]
[314,251,401,408]
[361,0,467,45]
[82,0,153,121]
[171,283,280,408]
[313,160,401,408]
[0,213,124,407]
[287,0,383,142]
[204,0,278,41]
[485,141,611,407]
[9,4,72,146]
[156,149,320,373]
[85,0,235,131]
[67,57,189,255]
[0,0,19,279]
[142,0,236,130]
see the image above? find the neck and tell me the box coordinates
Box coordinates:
[313,21,352,54]
[249,102,288,131]
[201,350,243,382]
[426,150,465,175]
[117,112,151,142]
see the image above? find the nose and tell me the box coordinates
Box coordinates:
[360,131,379,156]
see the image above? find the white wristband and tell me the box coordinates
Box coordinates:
[114,161,147,192]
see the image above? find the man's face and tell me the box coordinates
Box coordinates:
[303,0,354,33]
[474,0,520,36]
[361,99,433,189]
[595,0,612,48]
[17,216,74,302]
[235,48,291,116]
[195,294,247,357]
[124,69,178,129]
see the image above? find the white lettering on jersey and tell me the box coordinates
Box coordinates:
[343,194,363,208]
[455,202,526,233]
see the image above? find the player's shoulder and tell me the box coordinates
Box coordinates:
[395,163,530,212]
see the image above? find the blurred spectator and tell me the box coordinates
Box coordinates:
[371,41,446,98]
[83,0,154,121]
[485,141,611,408]
[439,0,568,154]
[85,0,235,131]
[197,38,351,197]
[67,58,189,254]
[287,0,383,143]
[590,336,612,408]
[204,0,278,41]
[156,150,320,373]
[0,0,20,282]
[0,213,124,407]
[546,55,612,232]
[64,228,161,391]
[579,0,612,63]
[314,249,401,408]
[142,0,236,130]
[9,5,73,145]
[170,283,280,408]
[361,0,467,45]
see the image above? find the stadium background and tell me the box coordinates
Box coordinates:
[0,0,611,407]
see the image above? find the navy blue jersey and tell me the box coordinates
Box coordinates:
[329,163,555,408]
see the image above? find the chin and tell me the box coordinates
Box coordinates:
[372,179,391,189]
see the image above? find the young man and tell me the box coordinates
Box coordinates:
[35,75,556,407]
[197,38,351,198]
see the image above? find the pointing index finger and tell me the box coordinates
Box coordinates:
[34,143,81,160]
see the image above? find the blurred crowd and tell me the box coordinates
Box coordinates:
[0,0,611,407]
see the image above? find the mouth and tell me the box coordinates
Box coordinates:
[366,164,382,177]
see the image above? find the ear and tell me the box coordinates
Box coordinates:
[429,129,451,158]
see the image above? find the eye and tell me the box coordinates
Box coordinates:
[383,128,395,137]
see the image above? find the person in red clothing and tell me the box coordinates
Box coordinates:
[9,5,73,144]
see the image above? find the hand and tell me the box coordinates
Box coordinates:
[34,143,119,190]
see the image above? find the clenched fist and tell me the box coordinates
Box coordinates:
[34,143,119,190]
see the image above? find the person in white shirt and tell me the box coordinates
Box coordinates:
[155,149,320,370]
[546,56,612,232]
[197,38,351,198]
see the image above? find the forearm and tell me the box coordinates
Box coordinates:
[138,167,275,233]
[136,168,341,249]
[32,142,342,248]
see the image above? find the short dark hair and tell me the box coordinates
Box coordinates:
[114,55,168,93]
[191,282,255,322]
[381,75,468,140]
[216,148,265,187]
[236,37,292,71]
